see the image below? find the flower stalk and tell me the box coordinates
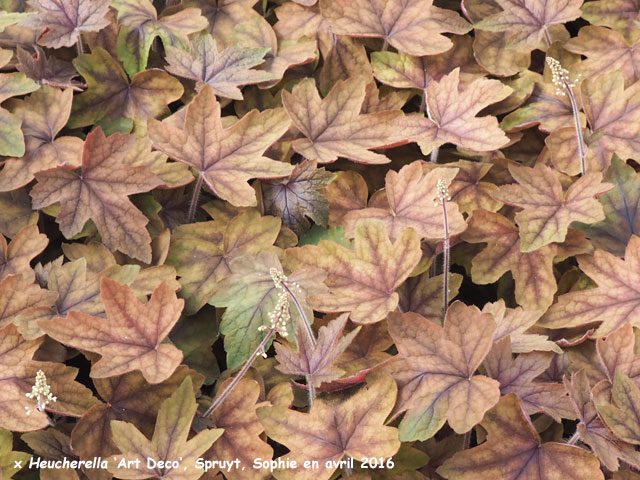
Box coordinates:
[545,56,585,176]
[187,173,204,223]
[435,178,451,321]
[25,369,56,417]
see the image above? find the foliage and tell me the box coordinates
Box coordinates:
[1,0,640,478]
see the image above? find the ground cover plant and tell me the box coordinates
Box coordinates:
[2,0,640,479]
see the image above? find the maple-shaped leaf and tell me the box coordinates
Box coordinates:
[282,76,402,164]
[112,0,207,76]
[167,209,281,315]
[474,0,582,51]
[108,376,222,479]
[400,68,512,154]
[385,303,500,441]
[260,160,335,236]
[565,370,640,471]
[0,324,99,432]
[286,219,421,324]
[483,300,561,353]
[122,136,193,189]
[16,46,82,90]
[343,161,467,241]
[71,366,203,473]
[68,48,183,128]
[30,128,161,263]
[324,170,368,227]
[21,429,81,478]
[0,86,83,191]
[581,70,640,171]
[39,278,184,384]
[148,84,292,207]
[492,163,611,252]
[0,275,55,330]
[540,235,640,337]
[565,26,640,86]
[461,210,557,312]
[0,225,47,284]
[20,0,110,48]
[164,31,275,100]
[257,375,400,480]
[596,371,640,445]
[437,394,604,480]
[276,313,360,387]
[484,338,574,421]
[320,0,470,56]
[575,157,640,257]
[209,251,326,369]
[203,378,272,479]
[335,320,393,377]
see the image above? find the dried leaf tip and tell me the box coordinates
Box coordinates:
[546,57,581,96]
[434,178,451,206]
[24,369,56,415]
[258,268,292,341]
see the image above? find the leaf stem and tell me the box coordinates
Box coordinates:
[431,146,440,164]
[462,430,471,450]
[187,173,204,223]
[344,463,353,477]
[566,85,586,176]
[203,326,276,418]
[567,431,580,445]
[76,37,84,55]
[382,38,388,51]
[308,382,316,407]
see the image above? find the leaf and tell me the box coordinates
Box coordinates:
[582,0,640,42]
[169,310,219,385]
[437,394,604,480]
[108,376,223,479]
[0,66,39,157]
[257,375,401,480]
[148,83,292,207]
[0,225,47,284]
[461,210,558,312]
[260,160,335,236]
[474,0,582,51]
[597,371,640,445]
[0,86,83,191]
[324,170,368,227]
[385,303,500,441]
[203,379,272,479]
[39,278,184,384]
[286,219,421,324]
[565,26,640,86]
[281,76,402,164]
[0,324,98,432]
[112,0,207,76]
[483,338,574,421]
[276,313,360,386]
[574,156,640,256]
[16,46,82,90]
[70,366,203,471]
[343,161,467,241]
[400,69,512,154]
[0,275,55,330]
[319,0,470,56]
[539,235,640,337]
[209,251,327,369]
[167,209,281,315]
[565,370,640,471]
[68,48,183,128]
[164,31,277,100]
[30,128,161,263]
[20,0,110,48]
[581,70,640,171]
[483,299,561,353]
[0,429,30,479]
[492,163,611,252]
[0,189,38,238]
[398,272,463,322]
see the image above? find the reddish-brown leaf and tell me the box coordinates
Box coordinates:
[39,278,184,384]
[148,83,292,207]
[30,128,161,263]
[0,224,47,283]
